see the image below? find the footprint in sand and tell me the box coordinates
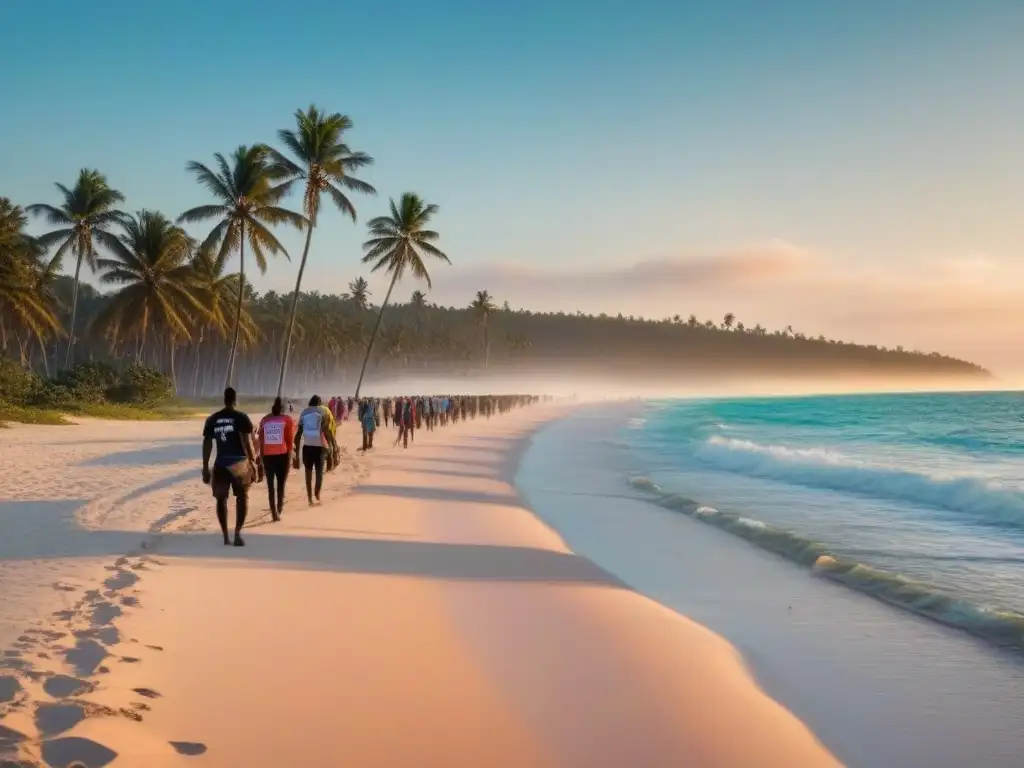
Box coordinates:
[131,688,161,699]
[0,722,28,756]
[42,675,92,699]
[103,570,140,592]
[62,639,108,677]
[40,736,117,768]
[0,676,22,704]
[35,701,86,737]
[169,741,208,756]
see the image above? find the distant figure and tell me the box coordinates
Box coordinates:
[360,400,377,450]
[258,397,294,522]
[202,387,258,547]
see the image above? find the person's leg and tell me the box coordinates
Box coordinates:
[275,457,288,516]
[234,492,248,546]
[212,468,231,545]
[264,457,278,521]
[231,461,251,546]
[368,430,374,449]
[314,448,324,500]
[303,451,314,504]
[216,497,230,545]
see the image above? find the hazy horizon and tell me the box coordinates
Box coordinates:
[3,1,1022,375]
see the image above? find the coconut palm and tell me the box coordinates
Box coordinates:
[187,246,260,394]
[354,193,449,398]
[91,211,203,387]
[26,169,126,368]
[409,290,427,308]
[723,312,735,330]
[178,145,304,387]
[347,277,371,310]
[266,105,375,397]
[0,198,61,359]
[469,290,497,368]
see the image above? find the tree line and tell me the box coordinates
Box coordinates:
[0,103,989,397]
[1,105,448,400]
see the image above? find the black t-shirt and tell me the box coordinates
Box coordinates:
[203,408,254,466]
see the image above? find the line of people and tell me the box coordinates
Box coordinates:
[202,388,544,545]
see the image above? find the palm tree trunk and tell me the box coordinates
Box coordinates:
[64,251,84,370]
[276,218,314,398]
[354,270,400,400]
[225,220,246,389]
[169,338,178,393]
[484,316,490,369]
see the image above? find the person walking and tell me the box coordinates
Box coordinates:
[202,387,258,547]
[257,396,294,522]
[293,395,338,505]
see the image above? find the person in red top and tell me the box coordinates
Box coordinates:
[258,397,295,522]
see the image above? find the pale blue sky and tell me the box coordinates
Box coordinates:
[2,1,1023,369]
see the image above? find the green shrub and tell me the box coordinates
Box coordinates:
[107,362,173,406]
[63,361,119,403]
[31,382,79,409]
[0,356,42,405]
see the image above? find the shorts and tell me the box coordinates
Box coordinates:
[212,459,252,499]
[302,445,325,470]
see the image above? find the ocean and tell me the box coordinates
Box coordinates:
[518,395,1024,767]
[623,392,1024,651]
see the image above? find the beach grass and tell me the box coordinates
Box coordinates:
[0,402,71,426]
[0,399,204,426]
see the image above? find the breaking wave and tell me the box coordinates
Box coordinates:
[694,436,1024,528]
[627,475,1024,652]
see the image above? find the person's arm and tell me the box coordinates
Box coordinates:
[241,416,258,471]
[294,417,304,467]
[202,438,213,484]
[201,417,213,483]
[321,420,338,453]
[284,419,295,455]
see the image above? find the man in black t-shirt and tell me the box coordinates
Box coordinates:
[202,387,258,546]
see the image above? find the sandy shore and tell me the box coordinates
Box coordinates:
[0,407,839,767]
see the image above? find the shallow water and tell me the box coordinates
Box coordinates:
[626,392,1024,649]
[517,405,1024,768]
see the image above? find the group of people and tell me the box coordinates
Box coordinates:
[202,387,542,546]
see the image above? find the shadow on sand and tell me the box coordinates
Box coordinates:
[349,484,519,507]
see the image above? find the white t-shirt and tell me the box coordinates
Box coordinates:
[300,407,324,447]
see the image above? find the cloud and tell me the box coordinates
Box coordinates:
[431,239,814,300]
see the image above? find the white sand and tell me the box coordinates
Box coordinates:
[0,408,839,767]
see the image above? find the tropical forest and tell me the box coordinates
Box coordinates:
[0,106,990,421]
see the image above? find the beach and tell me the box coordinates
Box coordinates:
[519,404,1024,768]
[0,405,839,767]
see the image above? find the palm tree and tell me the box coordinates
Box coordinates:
[0,198,61,360]
[469,290,497,368]
[266,106,375,397]
[354,193,449,398]
[347,277,371,310]
[187,246,259,394]
[26,169,126,368]
[178,145,304,387]
[723,312,735,331]
[91,211,202,388]
[409,290,427,308]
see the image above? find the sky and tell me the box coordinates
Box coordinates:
[2,0,1023,375]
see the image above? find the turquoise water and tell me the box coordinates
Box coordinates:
[625,392,1024,650]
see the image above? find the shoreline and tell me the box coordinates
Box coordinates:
[517,404,1024,767]
[0,406,839,767]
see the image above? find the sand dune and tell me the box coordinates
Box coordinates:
[0,409,840,767]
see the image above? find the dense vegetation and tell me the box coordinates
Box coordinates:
[0,103,989,408]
